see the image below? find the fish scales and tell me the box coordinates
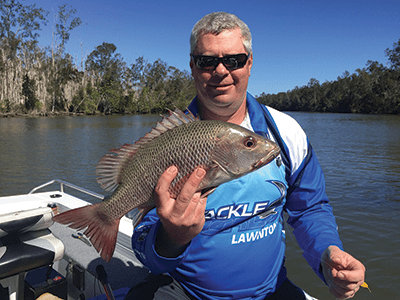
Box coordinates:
[102,121,223,219]
[52,108,280,262]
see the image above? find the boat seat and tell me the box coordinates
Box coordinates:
[0,206,64,300]
[0,229,64,279]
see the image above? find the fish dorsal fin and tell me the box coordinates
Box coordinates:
[96,108,198,192]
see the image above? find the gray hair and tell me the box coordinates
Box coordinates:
[190,12,252,55]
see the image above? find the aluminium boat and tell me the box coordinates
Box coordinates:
[0,179,147,300]
[0,179,319,300]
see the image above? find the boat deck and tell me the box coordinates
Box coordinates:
[0,180,149,299]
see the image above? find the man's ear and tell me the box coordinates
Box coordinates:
[248,52,253,75]
[189,58,195,76]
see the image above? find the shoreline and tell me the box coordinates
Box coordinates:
[0,111,112,118]
[1,110,397,118]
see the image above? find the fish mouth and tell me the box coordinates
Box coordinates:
[253,146,281,169]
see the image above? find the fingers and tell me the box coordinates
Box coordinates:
[154,166,206,215]
[153,166,208,252]
[322,246,366,299]
[328,285,358,300]
[172,168,206,218]
[154,165,179,207]
[338,258,366,282]
[327,273,360,300]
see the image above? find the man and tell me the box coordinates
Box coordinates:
[127,12,365,300]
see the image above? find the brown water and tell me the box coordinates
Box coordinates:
[1,112,399,299]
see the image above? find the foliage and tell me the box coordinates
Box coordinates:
[0,0,47,58]
[257,39,400,114]
[84,42,126,113]
[22,73,37,110]
[55,4,82,52]
[0,0,47,108]
[385,39,400,70]
[0,1,398,116]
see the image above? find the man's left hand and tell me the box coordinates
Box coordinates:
[321,245,366,299]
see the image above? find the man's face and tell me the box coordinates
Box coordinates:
[190,28,253,121]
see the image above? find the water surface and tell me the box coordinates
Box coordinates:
[1,112,399,299]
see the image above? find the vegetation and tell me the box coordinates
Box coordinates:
[257,40,400,114]
[0,0,195,116]
[0,0,399,116]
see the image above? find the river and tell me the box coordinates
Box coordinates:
[0,112,399,299]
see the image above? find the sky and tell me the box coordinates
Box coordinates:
[24,0,400,96]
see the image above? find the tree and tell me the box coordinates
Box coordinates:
[0,0,47,58]
[86,42,125,80]
[46,53,81,111]
[306,78,321,111]
[85,42,126,113]
[385,39,400,70]
[128,56,146,88]
[22,73,38,110]
[48,4,82,112]
[0,0,47,105]
[54,4,82,52]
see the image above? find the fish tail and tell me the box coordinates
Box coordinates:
[52,203,119,263]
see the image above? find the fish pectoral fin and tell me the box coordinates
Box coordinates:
[200,186,217,197]
[198,161,237,197]
[198,160,235,193]
[210,160,236,177]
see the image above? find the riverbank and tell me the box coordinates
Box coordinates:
[0,109,161,118]
[0,111,104,118]
[1,108,398,118]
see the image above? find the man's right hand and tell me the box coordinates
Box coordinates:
[154,166,207,258]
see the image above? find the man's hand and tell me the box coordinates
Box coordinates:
[154,166,207,258]
[321,245,366,299]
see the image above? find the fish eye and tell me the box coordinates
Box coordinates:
[244,136,256,148]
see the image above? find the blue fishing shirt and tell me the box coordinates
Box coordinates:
[132,93,343,299]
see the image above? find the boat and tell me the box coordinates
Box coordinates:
[0,179,148,300]
[0,179,319,300]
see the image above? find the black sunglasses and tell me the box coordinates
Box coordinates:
[191,53,250,70]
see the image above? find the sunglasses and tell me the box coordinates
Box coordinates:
[191,53,250,70]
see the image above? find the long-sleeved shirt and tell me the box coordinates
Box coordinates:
[132,93,343,300]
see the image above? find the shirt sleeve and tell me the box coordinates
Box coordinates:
[265,106,344,283]
[284,144,344,283]
[131,208,190,274]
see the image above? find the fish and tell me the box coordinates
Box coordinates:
[52,108,280,262]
